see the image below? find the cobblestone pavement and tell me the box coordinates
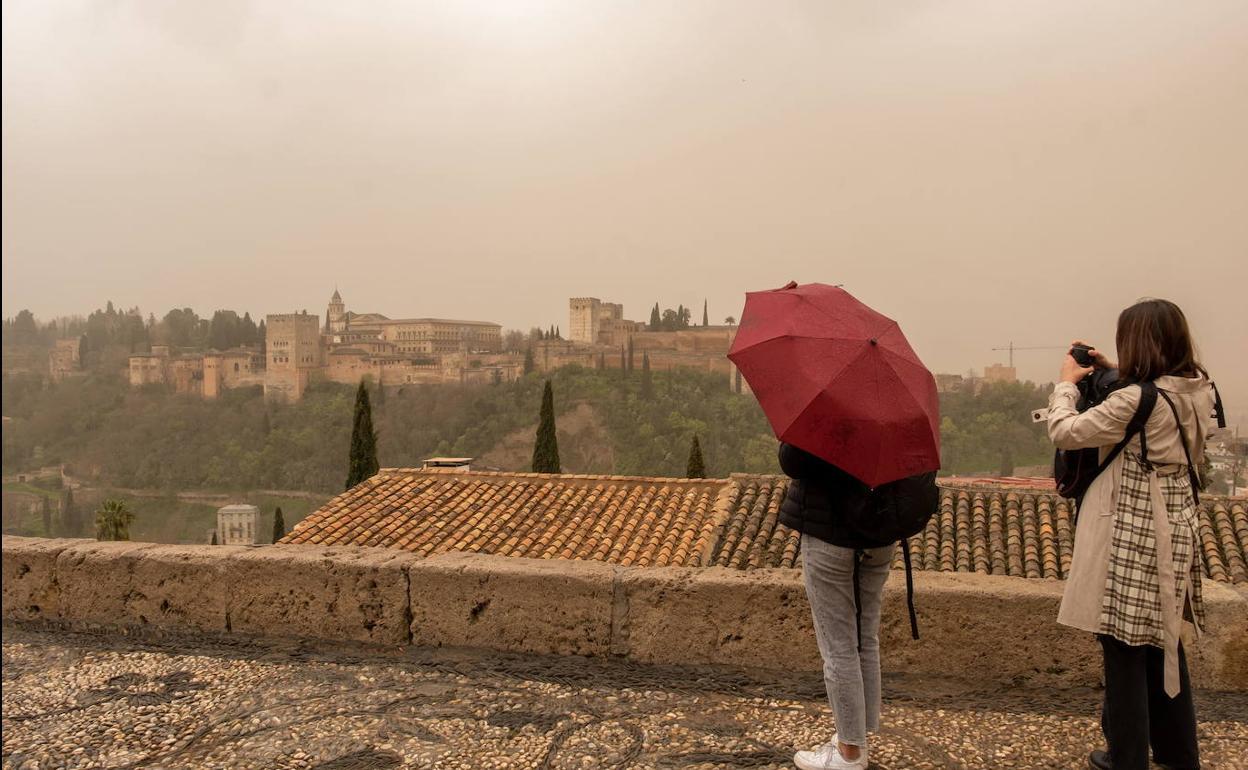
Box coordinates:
[2,625,1245,770]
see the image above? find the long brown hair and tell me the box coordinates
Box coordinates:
[1116,299,1206,382]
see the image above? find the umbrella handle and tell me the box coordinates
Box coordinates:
[771,280,798,291]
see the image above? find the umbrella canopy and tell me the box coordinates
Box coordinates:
[728,282,940,487]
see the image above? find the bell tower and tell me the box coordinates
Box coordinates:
[327,288,347,334]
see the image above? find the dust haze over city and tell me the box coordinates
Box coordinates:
[5,3,1248,768]
[4,0,1246,407]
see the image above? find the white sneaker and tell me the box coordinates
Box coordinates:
[793,735,868,770]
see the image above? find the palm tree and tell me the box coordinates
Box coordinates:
[95,499,135,541]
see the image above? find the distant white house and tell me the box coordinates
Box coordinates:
[216,503,259,545]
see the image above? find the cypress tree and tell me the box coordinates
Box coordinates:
[649,303,661,330]
[686,435,706,478]
[61,488,78,537]
[531,380,560,473]
[42,495,53,537]
[640,353,654,400]
[272,507,286,543]
[619,345,626,374]
[345,380,380,490]
[598,352,605,370]
[211,530,218,545]
[627,337,635,372]
[677,304,686,328]
[703,299,709,327]
[523,347,536,375]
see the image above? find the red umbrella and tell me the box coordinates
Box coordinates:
[728,281,940,487]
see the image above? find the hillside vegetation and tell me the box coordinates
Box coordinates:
[1,367,1054,493]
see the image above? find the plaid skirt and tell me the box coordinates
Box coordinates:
[1097,450,1205,647]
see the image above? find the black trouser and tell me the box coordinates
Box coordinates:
[1099,635,1200,770]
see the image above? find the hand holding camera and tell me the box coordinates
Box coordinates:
[1061,339,1115,384]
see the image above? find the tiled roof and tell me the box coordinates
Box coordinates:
[282,470,1248,585]
[283,469,729,568]
[721,476,1248,585]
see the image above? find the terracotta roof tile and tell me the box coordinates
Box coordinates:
[280,470,1248,585]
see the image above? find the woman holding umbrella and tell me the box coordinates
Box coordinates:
[729,282,941,770]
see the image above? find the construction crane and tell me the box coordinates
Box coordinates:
[991,342,1068,368]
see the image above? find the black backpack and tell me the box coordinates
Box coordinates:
[1054,371,1156,507]
[841,471,939,647]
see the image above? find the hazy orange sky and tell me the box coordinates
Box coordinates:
[3,1,1246,412]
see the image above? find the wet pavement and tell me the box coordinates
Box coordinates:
[2,624,1245,770]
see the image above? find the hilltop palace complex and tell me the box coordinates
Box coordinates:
[122,290,742,402]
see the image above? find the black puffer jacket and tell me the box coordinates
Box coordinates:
[777,442,878,549]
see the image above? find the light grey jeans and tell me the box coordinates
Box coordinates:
[801,533,894,746]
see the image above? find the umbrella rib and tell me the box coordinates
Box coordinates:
[730,331,876,355]
[878,347,937,410]
[796,293,898,341]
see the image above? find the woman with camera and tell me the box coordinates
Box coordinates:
[1047,299,1217,770]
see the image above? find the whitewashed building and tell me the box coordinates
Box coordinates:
[216,503,259,545]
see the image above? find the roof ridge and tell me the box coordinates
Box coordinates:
[375,468,730,485]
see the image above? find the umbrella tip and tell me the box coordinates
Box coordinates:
[870,338,878,346]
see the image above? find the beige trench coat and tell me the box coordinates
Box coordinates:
[1048,374,1215,637]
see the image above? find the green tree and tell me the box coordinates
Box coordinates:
[686,435,706,478]
[345,380,380,489]
[60,488,81,537]
[626,337,635,372]
[531,380,560,473]
[94,499,134,541]
[211,530,218,545]
[649,303,661,330]
[523,347,536,375]
[272,506,286,543]
[702,299,709,327]
[640,353,654,400]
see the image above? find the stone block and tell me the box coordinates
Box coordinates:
[878,571,1101,688]
[229,545,418,646]
[615,565,819,668]
[1188,580,1248,691]
[409,553,615,657]
[53,540,158,629]
[1,536,81,621]
[124,544,250,633]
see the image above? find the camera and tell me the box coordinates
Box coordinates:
[1070,344,1096,367]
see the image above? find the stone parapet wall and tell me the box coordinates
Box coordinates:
[4,536,1245,691]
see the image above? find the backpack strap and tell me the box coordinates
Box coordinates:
[902,538,919,640]
[1211,382,1227,429]
[1158,390,1202,506]
[1096,382,1158,477]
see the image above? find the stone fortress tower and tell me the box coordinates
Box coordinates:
[264,311,323,402]
[568,298,624,345]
